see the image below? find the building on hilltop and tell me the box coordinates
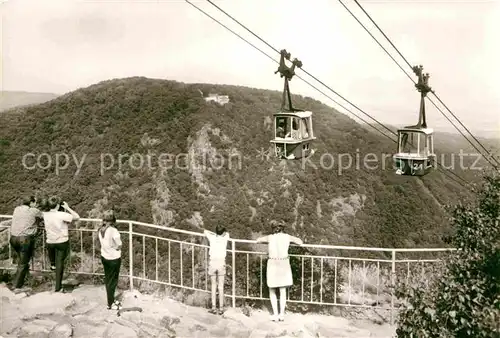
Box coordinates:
[204,93,230,105]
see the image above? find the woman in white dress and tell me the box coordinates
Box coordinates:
[256,222,303,321]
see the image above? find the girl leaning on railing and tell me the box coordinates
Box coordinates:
[97,209,123,310]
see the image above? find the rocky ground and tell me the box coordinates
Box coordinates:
[0,283,396,338]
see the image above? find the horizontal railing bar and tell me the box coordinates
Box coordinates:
[130,231,208,248]
[233,250,267,255]
[232,250,396,262]
[130,276,209,293]
[396,259,442,263]
[66,271,130,278]
[230,294,391,309]
[0,266,128,278]
[123,220,205,237]
[392,248,456,252]
[0,215,456,252]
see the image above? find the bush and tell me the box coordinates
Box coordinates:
[395,175,500,337]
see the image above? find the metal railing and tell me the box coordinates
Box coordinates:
[0,215,454,324]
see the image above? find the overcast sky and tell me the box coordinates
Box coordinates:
[1,0,499,134]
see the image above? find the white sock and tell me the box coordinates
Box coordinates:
[279,287,287,315]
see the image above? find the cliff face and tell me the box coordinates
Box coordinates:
[0,77,476,248]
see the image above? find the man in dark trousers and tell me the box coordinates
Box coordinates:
[43,196,80,292]
[9,196,43,290]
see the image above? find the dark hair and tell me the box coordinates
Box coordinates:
[215,224,226,236]
[271,221,285,234]
[102,210,116,223]
[22,196,36,206]
[38,198,49,211]
[47,196,61,210]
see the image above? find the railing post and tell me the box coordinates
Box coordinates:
[231,239,236,308]
[8,230,11,262]
[129,222,134,291]
[390,250,396,326]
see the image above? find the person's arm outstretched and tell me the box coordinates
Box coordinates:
[203,229,215,237]
[289,235,303,246]
[255,235,269,243]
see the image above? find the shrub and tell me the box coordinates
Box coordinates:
[395,174,500,337]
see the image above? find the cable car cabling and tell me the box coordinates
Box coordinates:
[349,0,500,170]
[393,65,436,176]
[189,0,471,187]
[270,49,316,160]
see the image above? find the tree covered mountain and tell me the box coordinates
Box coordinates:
[0,77,485,248]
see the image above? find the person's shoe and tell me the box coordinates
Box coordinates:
[208,308,218,314]
[217,307,226,315]
[54,288,67,293]
[270,314,279,322]
[50,266,56,271]
[278,314,285,321]
[107,301,121,310]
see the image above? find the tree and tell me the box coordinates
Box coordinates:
[396,174,500,337]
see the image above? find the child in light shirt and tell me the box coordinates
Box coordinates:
[98,210,122,310]
[203,225,229,314]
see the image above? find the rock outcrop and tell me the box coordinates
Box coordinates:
[0,284,395,337]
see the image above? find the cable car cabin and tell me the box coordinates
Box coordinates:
[393,127,435,176]
[270,111,316,160]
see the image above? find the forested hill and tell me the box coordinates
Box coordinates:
[0,77,481,248]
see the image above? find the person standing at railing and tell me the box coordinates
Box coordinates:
[43,196,80,292]
[98,210,122,310]
[256,221,303,322]
[203,225,230,315]
[8,195,43,291]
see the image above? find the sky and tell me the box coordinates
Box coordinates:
[1,0,499,135]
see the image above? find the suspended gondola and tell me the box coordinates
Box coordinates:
[393,65,436,176]
[270,49,316,160]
